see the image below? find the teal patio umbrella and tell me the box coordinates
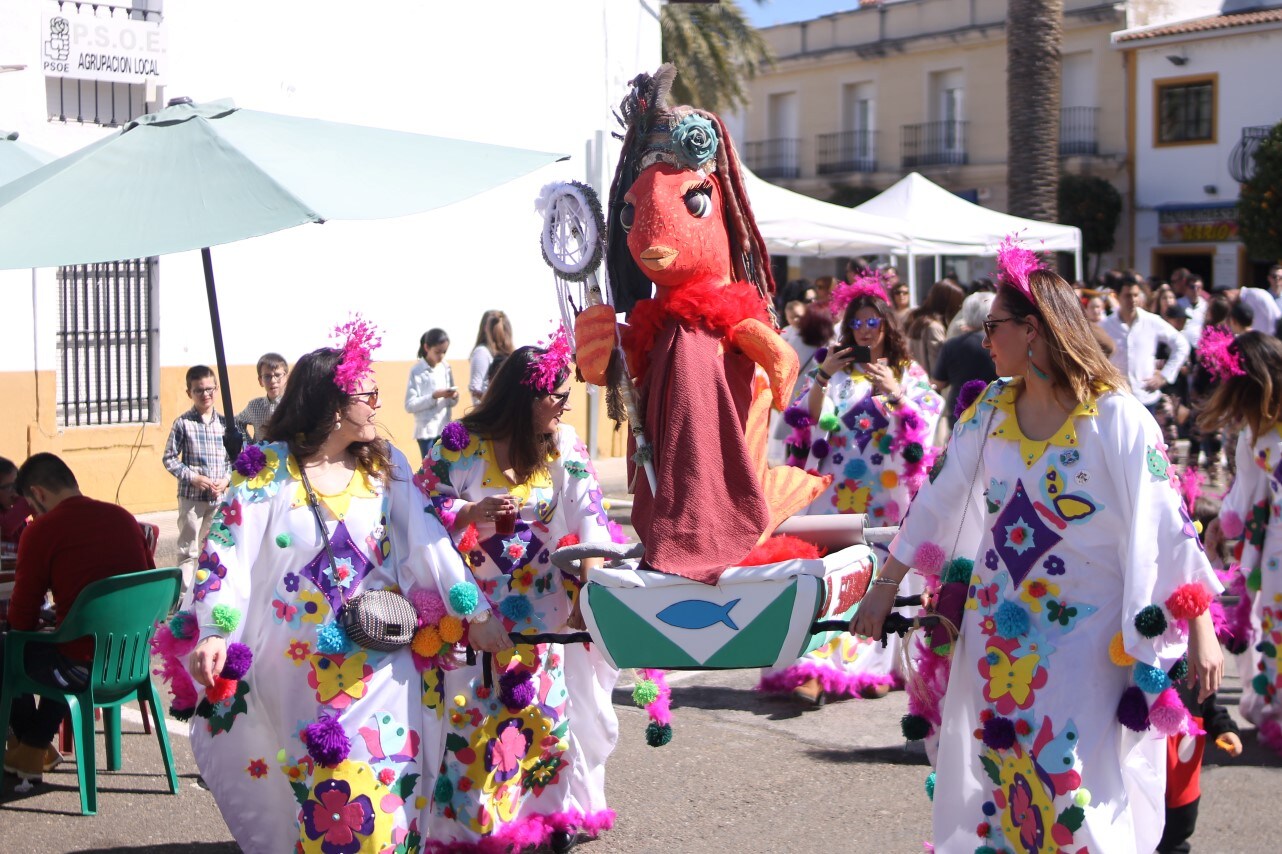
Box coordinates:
[0,98,567,456]
[0,130,54,186]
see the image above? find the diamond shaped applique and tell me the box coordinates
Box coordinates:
[991,479,1061,586]
[300,521,374,612]
[482,524,546,574]
[841,395,889,453]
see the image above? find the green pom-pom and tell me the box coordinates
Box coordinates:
[1247,565,1263,593]
[1253,673,1270,695]
[195,698,214,719]
[645,721,673,747]
[211,604,242,633]
[434,775,454,803]
[1074,788,1091,807]
[818,413,841,433]
[976,847,998,854]
[878,433,894,454]
[1133,604,1167,639]
[942,558,975,585]
[901,713,931,741]
[169,705,195,722]
[925,771,936,801]
[168,611,194,640]
[903,442,924,463]
[632,679,659,708]
[275,532,292,548]
[1168,656,1188,683]
[449,582,479,616]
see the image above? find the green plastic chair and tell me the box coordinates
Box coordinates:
[0,567,182,815]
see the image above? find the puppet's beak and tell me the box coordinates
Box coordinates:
[639,246,678,272]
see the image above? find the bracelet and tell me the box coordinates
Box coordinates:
[871,576,901,588]
[816,367,832,381]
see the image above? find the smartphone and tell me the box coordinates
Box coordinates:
[847,345,873,363]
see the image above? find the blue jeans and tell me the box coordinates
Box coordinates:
[0,636,88,747]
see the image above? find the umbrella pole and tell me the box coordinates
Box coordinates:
[201,246,244,462]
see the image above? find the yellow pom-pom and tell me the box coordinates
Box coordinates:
[415,796,428,810]
[412,626,442,657]
[1074,789,1091,807]
[453,694,466,708]
[556,738,569,752]
[1108,632,1135,667]
[1193,519,1204,535]
[602,500,611,511]
[438,615,465,644]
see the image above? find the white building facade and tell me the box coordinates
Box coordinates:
[0,0,659,509]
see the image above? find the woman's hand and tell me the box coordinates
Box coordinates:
[864,360,902,399]
[468,615,513,654]
[850,583,899,640]
[819,346,857,378]
[1187,610,1224,703]
[189,636,227,687]
[465,494,514,527]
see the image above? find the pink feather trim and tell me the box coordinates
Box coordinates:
[422,808,616,853]
[996,233,1042,304]
[150,617,200,713]
[638,668,673,725]
[829,272,889,320]
[525,322,574,393]
[906,636,951,728]
[756,662,902,699]
[1197,324,1245,384]
[331,314,382,394]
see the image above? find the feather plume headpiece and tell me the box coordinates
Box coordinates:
[996,233,1043,305]
[525,321,574,393]
[1197,324,1245,383]
[829,272,889,320]
[331,314,382,394]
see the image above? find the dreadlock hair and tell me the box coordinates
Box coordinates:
[605,64,774,315]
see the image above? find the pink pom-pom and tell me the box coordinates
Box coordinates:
[1220,510,1244,539]
[303,714,351,768]
[409,588,448,626]
[914,542,945,576]
[1166,583,1213,621]
[1148,687,1189,736]
[1260,718,1282,756]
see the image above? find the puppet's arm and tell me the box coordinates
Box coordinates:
[729,318,799,412]
[574,304,618,386]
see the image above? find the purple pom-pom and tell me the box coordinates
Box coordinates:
[982,715,1017,750]
[814,347,829,366]
[811,438,830,459]
[441,421,470,452]
[955,380,988,420]
[303,714,351,767]
[498,670,536,711]
[783,406,813,429]
[220,642,253,680]
[233,444,267,477]
[1117,686,1150,732]
[900,409,924,434]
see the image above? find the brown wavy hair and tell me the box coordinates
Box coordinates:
[837,294,910,368]
[1000,270,1126,403]
[263,348,394,482]
[1196,332,1282,439]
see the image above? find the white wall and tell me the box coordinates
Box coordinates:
[1131,24,1282,281]
[0,0,661,372]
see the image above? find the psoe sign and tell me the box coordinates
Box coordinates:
[40,2,165,85]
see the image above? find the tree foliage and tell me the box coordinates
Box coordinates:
[1057,174,1121,265]
[661,0,773,114]
[1238,121,1282,262]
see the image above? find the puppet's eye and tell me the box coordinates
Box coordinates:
[619,203,635,232]
[684,187,713,218]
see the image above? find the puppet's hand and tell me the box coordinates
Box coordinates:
[574,304,618,386]
[730,318,799,411]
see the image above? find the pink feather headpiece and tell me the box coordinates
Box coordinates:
[331,314,382,394]
[996,233,1043,305]
[1197,324,1245,383]
[525,321,574,393]
[829,272,889,320]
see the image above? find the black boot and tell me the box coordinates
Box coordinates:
[550,830,579,853]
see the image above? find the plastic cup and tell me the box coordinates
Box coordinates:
[494,505,517,536]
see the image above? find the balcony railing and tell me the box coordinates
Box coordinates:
[1229,125,1274,183]
[744,137,801,179]
[1060,106,1100,156]
[901,121,968,168]
[816,130,878,174]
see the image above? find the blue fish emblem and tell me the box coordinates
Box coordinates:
[656,598,740,631]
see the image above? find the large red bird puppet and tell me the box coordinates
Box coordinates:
[576,65,830,585]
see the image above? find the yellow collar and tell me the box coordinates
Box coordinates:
[989,382,1098,469]
[479,438,554,502]
[287,455,380,520]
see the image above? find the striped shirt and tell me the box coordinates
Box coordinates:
[163,407,231,502]
[235,395,280,441]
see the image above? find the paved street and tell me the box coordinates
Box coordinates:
[2,455,1279,851]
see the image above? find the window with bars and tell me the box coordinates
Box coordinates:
[55,259,159,427]
[1156,76,1216,146]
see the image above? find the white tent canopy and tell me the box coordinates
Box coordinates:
[854,172,1083,280]
[742,168,912,257]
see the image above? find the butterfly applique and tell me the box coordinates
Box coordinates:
[1008,772,1047,851]
[1041,598,1097,634]
[1035,465,1100,528]
[1033,716,1083,795]
[985,478,1008,514]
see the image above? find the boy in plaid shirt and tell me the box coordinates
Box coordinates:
[235,352,288,442]
[163,365,230,600]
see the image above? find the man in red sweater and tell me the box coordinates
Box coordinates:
[3,453,154,781]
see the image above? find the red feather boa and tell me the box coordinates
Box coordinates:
[623,279,771,382]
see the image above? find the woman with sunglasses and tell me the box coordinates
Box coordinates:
[761,278,943,706]
[416,343,621,853]
[184,328,503,854]
[851,252,1222,854]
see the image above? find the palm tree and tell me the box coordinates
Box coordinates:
[1007,0,1063,222]
[661,0,773,114]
